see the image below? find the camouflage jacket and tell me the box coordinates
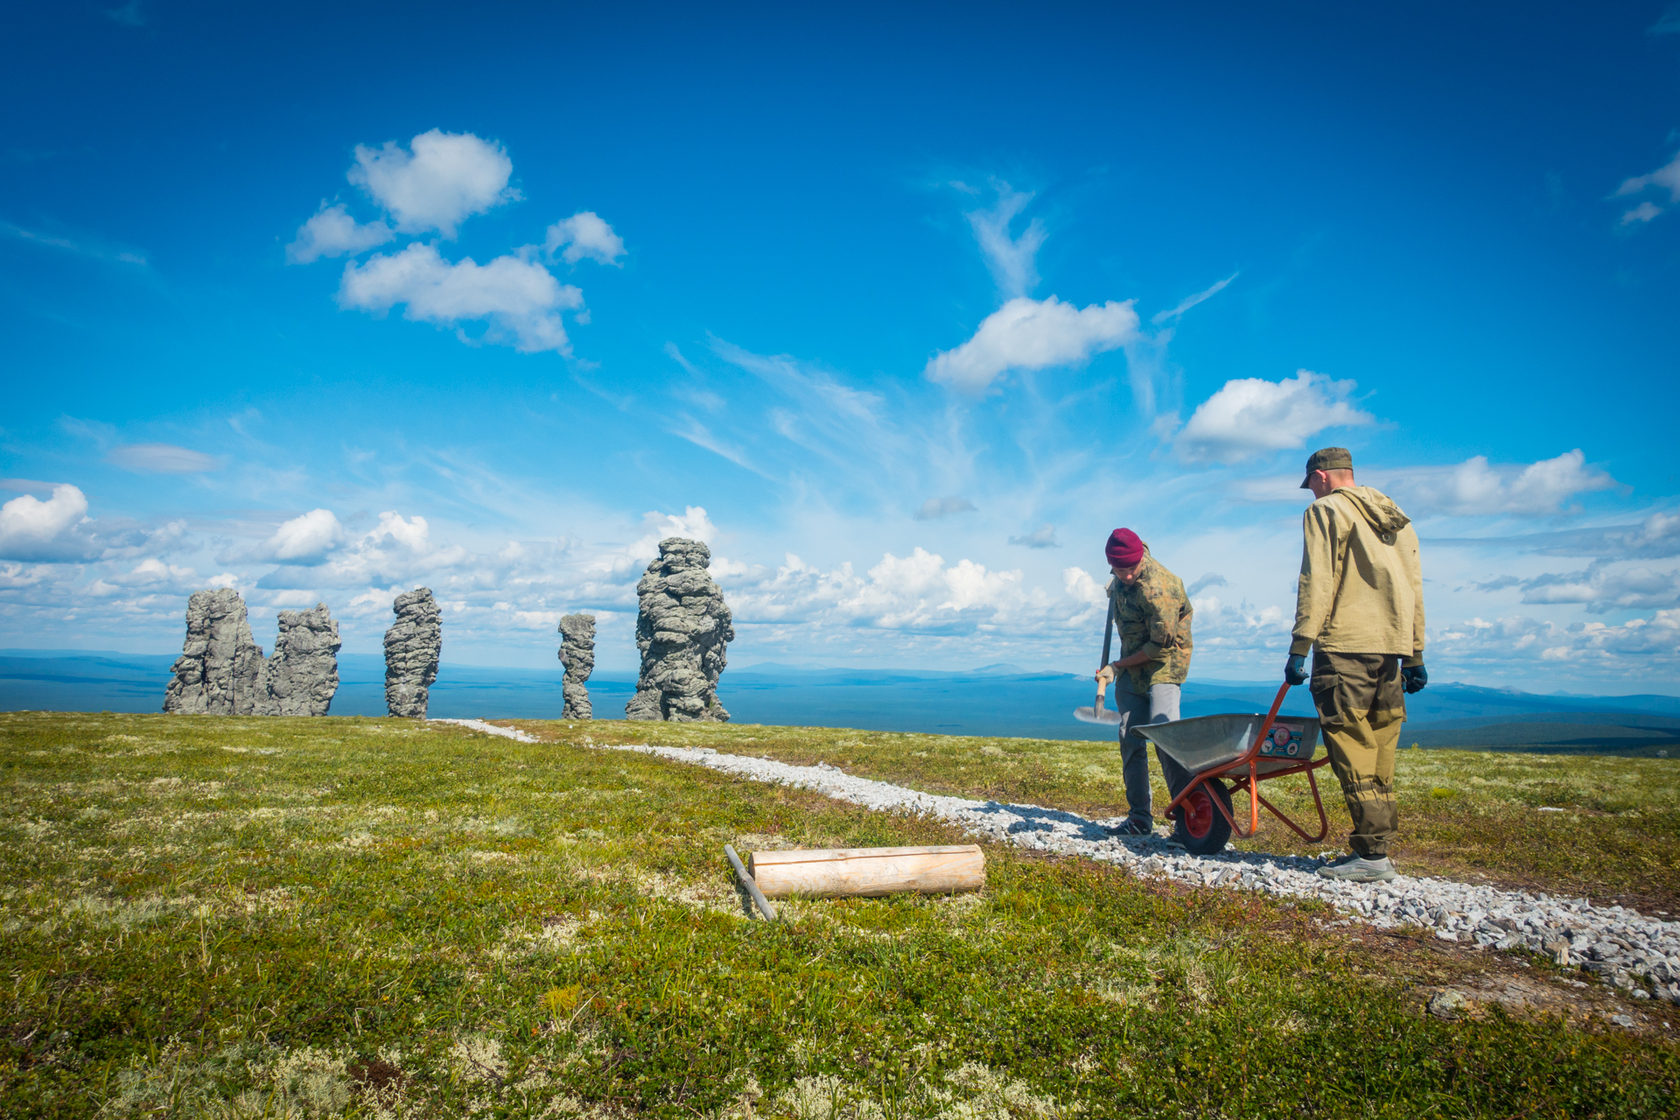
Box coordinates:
[1106,551,1193,690]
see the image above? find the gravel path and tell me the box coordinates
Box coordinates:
[433,719,1680,1004]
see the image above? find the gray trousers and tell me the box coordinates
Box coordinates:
[1117,683,1193,826]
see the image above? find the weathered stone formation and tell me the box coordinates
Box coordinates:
[384,587,441,718]
[164,590,343,716]
[267,604,342,716]
[558,613,596,720]
[625,537,735,722]
[163,588,273,714]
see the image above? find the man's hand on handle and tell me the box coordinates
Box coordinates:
[1094,663,1116,686]
[1284,654,1308,686]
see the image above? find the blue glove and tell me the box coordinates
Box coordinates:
[1284,654,1308,686]
[1402,663,1428,694]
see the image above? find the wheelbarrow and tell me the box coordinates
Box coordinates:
[1134,683,1332,855]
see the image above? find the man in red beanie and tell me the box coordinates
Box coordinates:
[1094,528,1194,836]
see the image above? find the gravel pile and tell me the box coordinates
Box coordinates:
[433,720,1680,1004]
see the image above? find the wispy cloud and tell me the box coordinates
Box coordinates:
[1151,272,1239,326]
[914,496,977,521]
[104,1,145,27]
[666,416,771,478]
[0,221,148,267]
[964,181,1045,299]
[1009,524,1060,549]
[107,444,219,474]
[1612,149,1680,226]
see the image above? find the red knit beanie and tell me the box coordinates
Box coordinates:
[1105,528,1145,568]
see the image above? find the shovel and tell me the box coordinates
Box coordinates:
[1074,598,1124,726]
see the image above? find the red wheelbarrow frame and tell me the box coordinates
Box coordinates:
[1160,682,1333,843]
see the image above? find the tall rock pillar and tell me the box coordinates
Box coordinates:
[163,588,275,715]
[558,613,596,720]
[268,604,342,716]
[384,587,441,718]
[625,537,734,722]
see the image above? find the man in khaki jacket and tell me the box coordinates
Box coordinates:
[1285,447,1427,882]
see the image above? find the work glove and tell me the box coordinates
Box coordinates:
[1284,654,1308,686]
[1402,663,1428,694]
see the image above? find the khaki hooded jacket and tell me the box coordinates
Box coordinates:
[1289,486,1425,665]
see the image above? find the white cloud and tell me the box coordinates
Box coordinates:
[1173,370,1372,463]
[1393,450,1617,517]
[262,510,469,592]
[926,296,1140,394]
[287,202,394,263]
[107,443,218,474]
[727,548,1051,635]
[0,485,91,562]
[1614,511,1680,558]
[544,211,625,266]
[965,182,1045,299]
[915,496,977,521]
[265,509,344,563]
[348,129,518,237]
[1520,562,1680,613]
[1435,610,1680,675]
[85,557,202,597]
[1009,524,1060,549]
[367,511,430,551]
[339,243,583,355]
[1612,149,1680,226]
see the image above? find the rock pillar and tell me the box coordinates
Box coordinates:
[558,613,596,720]
[625,537,734,722]
[384,587,441,718]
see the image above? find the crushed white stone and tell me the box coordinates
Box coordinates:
[433,720,1680,1003]
[430,718,541,742]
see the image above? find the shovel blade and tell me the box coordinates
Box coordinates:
[1074,705,1123,726]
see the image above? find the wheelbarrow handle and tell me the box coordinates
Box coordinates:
[1250,681,1292,754]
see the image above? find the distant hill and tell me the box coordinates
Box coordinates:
[1,650,1675,755]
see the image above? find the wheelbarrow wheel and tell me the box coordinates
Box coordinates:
[1172,779,1233,855]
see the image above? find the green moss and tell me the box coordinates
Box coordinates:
[0,712,1675,1118]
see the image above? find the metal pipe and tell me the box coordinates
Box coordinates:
[724,844,778,922]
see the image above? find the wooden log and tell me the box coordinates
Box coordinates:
[747,844,985,899]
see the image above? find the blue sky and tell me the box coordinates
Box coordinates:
[3,1,1679,692]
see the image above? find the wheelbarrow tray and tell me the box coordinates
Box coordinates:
[1137,712,1321,775]
[1134,687,1332,850]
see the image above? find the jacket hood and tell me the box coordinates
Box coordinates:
[1331,486,1411,539]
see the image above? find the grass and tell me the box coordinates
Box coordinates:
[0,711,1674,1119]
[515,720,1680,916]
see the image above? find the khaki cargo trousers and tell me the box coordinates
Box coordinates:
[1310,651,1405,859]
